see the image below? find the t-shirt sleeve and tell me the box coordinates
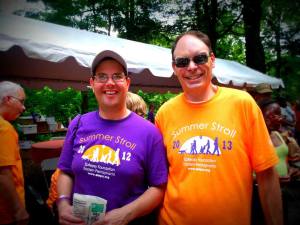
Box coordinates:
[247,101,279,172]
[145,128,168,186]
[57,115,81,174]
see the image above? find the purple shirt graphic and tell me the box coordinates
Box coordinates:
[58,111,168,211]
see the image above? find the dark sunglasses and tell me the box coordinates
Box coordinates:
[173,53,210,68]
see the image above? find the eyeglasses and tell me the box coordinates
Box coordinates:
[173,53,210,68]
[93,72,127,83]
[9,96,25,105]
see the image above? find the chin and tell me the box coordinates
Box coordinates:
[184,82,205,90]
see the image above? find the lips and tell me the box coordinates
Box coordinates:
[183,73,203,80]
[104,90,118,95]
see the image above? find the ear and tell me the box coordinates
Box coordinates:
[1,96,10,104]
[89,77,94,91]
[126,77,131,90]
[172,63,178,76]
[210,52,216,68]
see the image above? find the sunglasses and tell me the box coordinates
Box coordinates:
[173,53,210,68]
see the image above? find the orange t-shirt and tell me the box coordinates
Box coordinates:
[0,116,25,224]
[46,168,60,208]
[155,87,278,225]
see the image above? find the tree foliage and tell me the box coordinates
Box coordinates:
[23,86,176,127]
[24,87,82,125]
[261,0,300,99]
[137,90,177,112]
[19,0,300,100]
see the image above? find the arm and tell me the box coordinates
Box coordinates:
[256,167,283,225]
[57,171,84,225]
[0,166,29,223]
[94,184,166,225]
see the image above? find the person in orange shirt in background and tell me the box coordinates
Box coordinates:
[0,81,28,225]
[155,30,283,225]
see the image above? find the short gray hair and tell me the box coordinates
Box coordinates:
[0,81,23,103]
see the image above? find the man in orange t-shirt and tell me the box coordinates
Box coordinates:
[0,81,28,225]
[155,31,283,225]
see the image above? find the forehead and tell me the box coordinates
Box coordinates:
[95,59,125,74]
[174,35,210,57]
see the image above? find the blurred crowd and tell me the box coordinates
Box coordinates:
[250,83,300,225]
[251,83,300,182]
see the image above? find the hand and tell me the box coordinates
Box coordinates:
[58,201,85,225]
[92,207,131,225]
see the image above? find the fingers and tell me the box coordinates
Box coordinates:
[59,212,85,225]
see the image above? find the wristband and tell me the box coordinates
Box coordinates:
[56,195,71,204]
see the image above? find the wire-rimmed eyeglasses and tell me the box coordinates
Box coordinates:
[93,72,127,83]
[9,96,25,105]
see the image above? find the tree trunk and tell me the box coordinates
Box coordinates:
[202,0,218,53]
[241,0,266,73]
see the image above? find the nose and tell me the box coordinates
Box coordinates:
[105,76,115,84]
[187,59,198,71]
[105,77,115,86]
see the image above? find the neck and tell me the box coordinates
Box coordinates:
[99,107,130,120]
[185,84,218,103]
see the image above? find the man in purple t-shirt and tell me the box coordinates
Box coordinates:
[56,50,168,225]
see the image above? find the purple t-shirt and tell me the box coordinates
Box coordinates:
[58,111,168,211]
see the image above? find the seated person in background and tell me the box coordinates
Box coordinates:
[258,98,290,183]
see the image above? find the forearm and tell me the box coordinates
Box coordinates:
[57,171,84,225]
[121,184,166,222]
[256,167,283,225]
[57,171,73,197]
[57,171,74,210]
[0,167,28,221]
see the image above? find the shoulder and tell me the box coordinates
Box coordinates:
[0,117,10,128]
[219,87,254,101]
[68,111,97,130]
[129,112,156,128]
[129,113,162,135]
[0,118,14,133]
[72,111,97,122]
[157,93,182,114]
[218,87,257,107]
[80,111,97,120]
